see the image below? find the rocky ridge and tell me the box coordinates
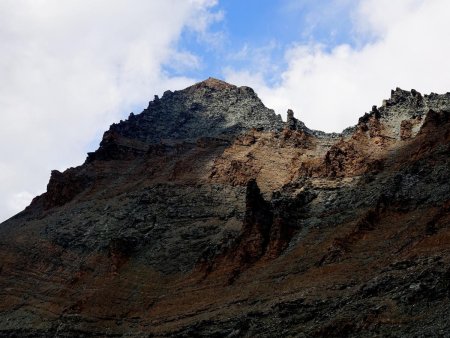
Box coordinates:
[0,78,449,337]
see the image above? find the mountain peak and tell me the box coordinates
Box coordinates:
[96,78,283,148]
[188,77,236,91]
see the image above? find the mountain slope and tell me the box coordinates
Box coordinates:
[0,79,449,337]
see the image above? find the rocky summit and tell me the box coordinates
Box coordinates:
[1,78,449,337]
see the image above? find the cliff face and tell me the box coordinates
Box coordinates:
[0,78,449,337]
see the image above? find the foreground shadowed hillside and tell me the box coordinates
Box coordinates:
[1,78,449,337]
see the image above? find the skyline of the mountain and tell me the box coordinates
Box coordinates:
[1,0,450,221]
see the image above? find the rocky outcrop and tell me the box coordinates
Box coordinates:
[41,168,92,210]
[0,79,449,337]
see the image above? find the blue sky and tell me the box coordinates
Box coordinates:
[170,0,359,83]
[1,0,450,221]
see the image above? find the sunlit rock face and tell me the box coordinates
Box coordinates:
[1,78,449,337]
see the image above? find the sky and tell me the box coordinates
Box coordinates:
[1,0,450,221]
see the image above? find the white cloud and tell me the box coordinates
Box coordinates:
[225,0,450,132]
[0,0,219,221]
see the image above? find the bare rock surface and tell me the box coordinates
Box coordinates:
[1,78,449,337]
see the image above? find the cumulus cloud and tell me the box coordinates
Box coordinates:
[225,0,450,132]
[0,0,219,221]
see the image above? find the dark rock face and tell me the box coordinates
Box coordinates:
[234,179,274,265]
[1,79,450,337]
